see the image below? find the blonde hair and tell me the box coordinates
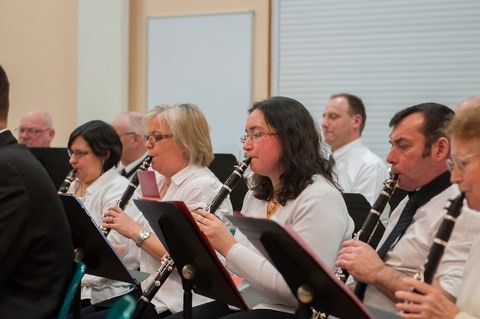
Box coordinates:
[447,107,480,143]
[145,103,214,166]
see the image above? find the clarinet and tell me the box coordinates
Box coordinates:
[132,158,251,319]
[414,193,464,285]
[58,168,78,194]
[101,156,152,236]
[334,171,398,283]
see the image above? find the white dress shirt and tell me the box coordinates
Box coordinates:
[68,168,143,304]
[364,185,480,313]
[225,174,355,314]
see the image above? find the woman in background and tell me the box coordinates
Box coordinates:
[66,120,142,317]
[167,96,354,319]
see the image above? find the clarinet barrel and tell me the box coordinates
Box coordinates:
[58,168,78,194]
[101,156,152,236]
[117,156,152,210]
[204,157,251,213]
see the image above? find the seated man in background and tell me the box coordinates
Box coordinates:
[0,65,73,318]
[395,107,480,319]
[322,93,388,208]
[17,110,55,147]
[336,103,480,313]
[112,111,148,179]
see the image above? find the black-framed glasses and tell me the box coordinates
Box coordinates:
[118,131,136,137]
[68,149,92,159]
[240,132,277,144]
[15,127,50,136]
[446,152,479,172]
[144,133,174,144]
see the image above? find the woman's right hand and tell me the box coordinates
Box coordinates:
[103,206,142,240]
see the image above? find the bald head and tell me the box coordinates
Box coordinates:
[112,111,147,165]
[455,97,480,113]
[17,111,55,147]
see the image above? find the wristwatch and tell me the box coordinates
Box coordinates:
[135,229,151,247]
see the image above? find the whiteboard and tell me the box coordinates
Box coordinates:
[147,12,253,160]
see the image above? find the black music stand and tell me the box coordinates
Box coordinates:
[228,215,392,319]
[30,147,71,189]
[60,194,149,317]
[134,200,249,319]
[342,193,385,249]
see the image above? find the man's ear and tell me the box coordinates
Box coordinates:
[432,137,450,161]
[352,114,363,130]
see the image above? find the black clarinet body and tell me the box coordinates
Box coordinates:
[335,172,398,283]
[132,158,251,319]
[415,193,464,284]
[101,156,152,236]
[58,168,77,194]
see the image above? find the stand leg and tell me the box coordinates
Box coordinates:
[183,280,193,319]
[295,303,313,319]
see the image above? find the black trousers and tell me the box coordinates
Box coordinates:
[165,301,294,319]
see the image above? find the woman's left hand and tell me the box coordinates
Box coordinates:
[192,209,237,257]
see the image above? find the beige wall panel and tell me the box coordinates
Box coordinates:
[0,0,77,147]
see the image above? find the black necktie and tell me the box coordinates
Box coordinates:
[354,171,452,300]
[120,168,128,177]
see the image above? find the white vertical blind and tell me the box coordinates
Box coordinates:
[272,0,480,160]
[77,0,129,124]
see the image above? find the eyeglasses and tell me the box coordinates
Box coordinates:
[144,133,174,144]
[240,132,277,144]
[118,132,136,137]
[68,149,92,159]
[446,152,479,172]
[15,127,50,136]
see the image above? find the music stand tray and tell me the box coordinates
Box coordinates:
[228,215,379,319]
[134,199,248,311]
[60,194,148,285]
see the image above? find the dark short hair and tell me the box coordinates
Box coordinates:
[68,120,122,172]
[0,65,9,122]
[248,96,335,205]
[389,103,454,157]
[331,93,366,133]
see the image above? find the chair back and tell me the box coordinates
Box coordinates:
[105,295,136,319]
[58,259,86,319]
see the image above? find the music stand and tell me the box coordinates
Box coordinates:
[60,194,149,318]
[30,147,71,189]
[342,193,385,249]
[134,199,248,319]
[228,215,384,319]
[61,194,148,283]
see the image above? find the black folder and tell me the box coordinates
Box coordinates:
[342,193,386,249]
[60,194,148,285]
[30,147,71,189]
[134,199,248,311]
[227,215,383,319]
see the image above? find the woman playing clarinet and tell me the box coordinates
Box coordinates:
[166,96,354,319]
[65,120,143,317]
[103,103,233,319]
